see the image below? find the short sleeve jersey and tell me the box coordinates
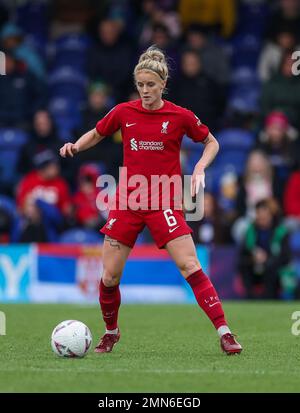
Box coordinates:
[96,99,209,177]
[96,99,209,209]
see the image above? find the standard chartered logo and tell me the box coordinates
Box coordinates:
[130,138,164,151]
[130,138,138,151]
[0,311,6,335]
[140,141,164,150]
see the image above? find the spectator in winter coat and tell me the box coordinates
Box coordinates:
[0,50,46,128]
[260,52,300,128]
[169,49,224,131]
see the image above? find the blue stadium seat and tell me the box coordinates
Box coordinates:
[49,97,81,118]
[53,34,91,53]
[59,228,102,244]
[51,56,87,73]
[216,129,255,151]
[205,164,239,194]
[228,92,260,114]
[0,129,28,187]
[49,66,87,87]
[16,1,48,38]
[51,86,86,103]
[214,150,249,176]
[48,34,91,72]
[290,230,300,251]
[54,117,81,141]
[0,128,28,147]
[49,97,82,123]
[231,34,262,69]
[236,1,270,37]
[49,97,82,141]
[0,195,17,218]
[231,66,260,87]
[49,66,87,101]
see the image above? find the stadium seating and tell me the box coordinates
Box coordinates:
[49,97,82,141]
[231,66,259,86]
[16,0,48,35]
[0,195,17,218]
[231,33,262,69]
[0,129,28,188]
[48,66,87,102]
[290,230,300,251]
[216,128,255,151]
[228,91,260,114]
[48,34,91,72]
[236,0,270,37]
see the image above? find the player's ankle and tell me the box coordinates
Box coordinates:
[217,325,231,338]
[105,327,119,335]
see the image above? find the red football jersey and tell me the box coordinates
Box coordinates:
[96,99,209,210]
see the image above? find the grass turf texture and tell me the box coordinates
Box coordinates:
[0,302,300,393]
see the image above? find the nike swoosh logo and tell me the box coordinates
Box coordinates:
[208,302,219,308]
[126,122,136,127]
[169,225,180,233]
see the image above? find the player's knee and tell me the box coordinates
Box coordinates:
[101,268,121,287]
[179,258,201,277]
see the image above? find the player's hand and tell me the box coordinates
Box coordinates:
[191,163,205,197]
[59,142,79,158]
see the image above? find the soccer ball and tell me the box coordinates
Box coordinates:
[51,320,92,358]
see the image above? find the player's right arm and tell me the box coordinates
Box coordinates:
[60,104,122,158]
[59,128,104,158]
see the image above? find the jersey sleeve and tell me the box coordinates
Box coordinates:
[182,109,210,143]
[96,104,122,136]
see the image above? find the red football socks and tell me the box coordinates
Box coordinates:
[186,268,227,330]
[99,279,121,330]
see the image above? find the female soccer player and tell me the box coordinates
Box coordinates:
[60,47,242,355]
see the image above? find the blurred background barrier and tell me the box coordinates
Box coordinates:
[0,243,211,303]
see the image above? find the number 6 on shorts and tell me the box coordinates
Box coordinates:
[163,209,178,227]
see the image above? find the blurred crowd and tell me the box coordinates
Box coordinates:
[0,0,300,299]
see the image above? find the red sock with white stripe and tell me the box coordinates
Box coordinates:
[186,269,230,336]
[99,279,121,333]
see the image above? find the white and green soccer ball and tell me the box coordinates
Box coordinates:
[51,320,92,357]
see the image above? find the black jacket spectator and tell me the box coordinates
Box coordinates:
[169,49,224,131]
[0,52,46,128]
[87,18,133,102]
[18,111,61,175]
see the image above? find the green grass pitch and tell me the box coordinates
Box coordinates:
[0,302,300,393]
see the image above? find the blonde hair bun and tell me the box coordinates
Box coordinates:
[134,46,169,81]
[139,47,166,64]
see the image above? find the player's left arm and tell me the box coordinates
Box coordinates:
[191,132,219,197]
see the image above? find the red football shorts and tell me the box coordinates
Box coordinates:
[100,208,193,249]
